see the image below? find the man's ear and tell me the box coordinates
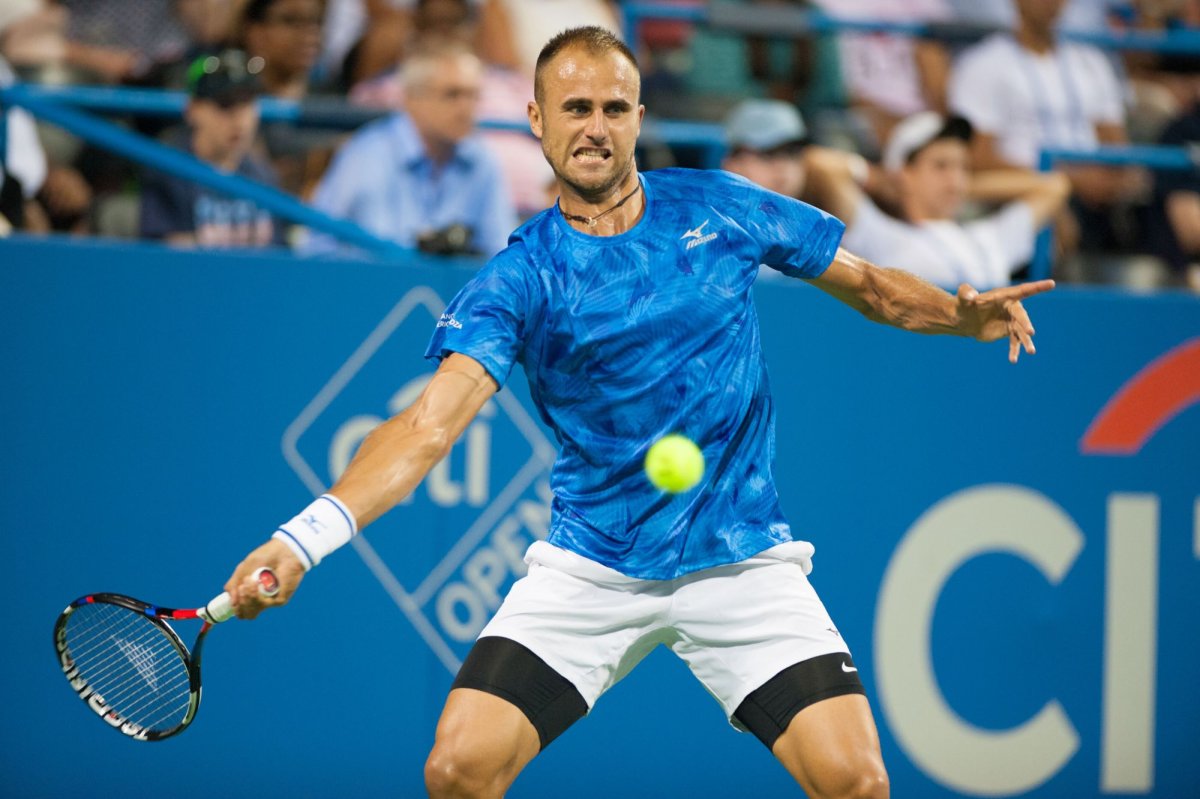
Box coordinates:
[528,100,543,140]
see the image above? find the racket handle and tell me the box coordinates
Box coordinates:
[199,567,280,624]
[253,566,281,597]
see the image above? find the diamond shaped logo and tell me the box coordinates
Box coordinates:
[282,286,556,672]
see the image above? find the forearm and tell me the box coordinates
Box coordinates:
[970,170,1071,227]
[816,249,961,335]
[969,168,1063,202]
[859,262,961,335]
[328,407,451,529]
[1065,164,1127,206]
[328,356,497,529]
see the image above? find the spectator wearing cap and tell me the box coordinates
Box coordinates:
[139,50,286,248]
[802,112,1071,289]
[721,99,809,200]
[305,40,516,257]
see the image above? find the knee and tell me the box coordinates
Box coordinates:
[826,761,889,799]
[424,743,501,799]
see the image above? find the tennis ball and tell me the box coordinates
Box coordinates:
[644,434,705,493]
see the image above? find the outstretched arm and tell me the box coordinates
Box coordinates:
[810,248,1055,363]
[224,352,499,617]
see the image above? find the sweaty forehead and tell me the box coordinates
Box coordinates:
[542,47,639,100]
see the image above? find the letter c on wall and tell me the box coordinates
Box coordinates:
[874,485,1083,796]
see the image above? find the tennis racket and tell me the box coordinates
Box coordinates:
[52,566,279,741]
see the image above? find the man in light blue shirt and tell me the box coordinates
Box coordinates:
[305,42,516,257]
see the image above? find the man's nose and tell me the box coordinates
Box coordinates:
[585,109,608,140]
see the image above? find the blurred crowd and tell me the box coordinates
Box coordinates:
[0,0,1197,289]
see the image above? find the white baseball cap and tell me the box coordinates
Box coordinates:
[725,99,808,152]
[883,112,973,172]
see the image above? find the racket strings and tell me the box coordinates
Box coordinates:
[64,603,193,731]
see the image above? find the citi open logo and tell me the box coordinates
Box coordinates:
[282,287,556,673]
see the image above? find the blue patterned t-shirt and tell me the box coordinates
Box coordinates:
[426,168,844,579]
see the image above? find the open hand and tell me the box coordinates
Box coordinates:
[956,280,1055,363]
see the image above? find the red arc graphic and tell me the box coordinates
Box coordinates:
[1081,337,1200,455]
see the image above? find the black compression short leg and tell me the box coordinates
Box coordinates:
[733,652,867,750]
[451,636,589,750]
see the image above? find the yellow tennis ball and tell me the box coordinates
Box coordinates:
[644,434,705,493]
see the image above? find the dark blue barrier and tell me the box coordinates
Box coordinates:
[2,236,1197,798]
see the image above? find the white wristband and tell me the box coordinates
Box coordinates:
[272,494,357,570]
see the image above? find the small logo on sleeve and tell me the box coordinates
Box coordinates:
[437,313,463,330]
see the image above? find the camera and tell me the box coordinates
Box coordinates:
[416,224,477,256]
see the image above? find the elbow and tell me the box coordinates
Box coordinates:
[412,423,454,465]
[365,411,455,466]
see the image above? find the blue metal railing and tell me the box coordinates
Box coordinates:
[1032,145,1200,280]
[0,83,729,168]
[0,83,414,257]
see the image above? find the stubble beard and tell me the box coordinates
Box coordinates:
[549,149,636,205]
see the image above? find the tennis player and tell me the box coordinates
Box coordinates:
[224,27,1053,799]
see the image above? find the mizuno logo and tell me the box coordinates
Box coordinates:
[681,219,717,250]
[842,661,858,673]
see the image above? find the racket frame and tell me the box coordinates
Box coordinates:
[53,593,214,741]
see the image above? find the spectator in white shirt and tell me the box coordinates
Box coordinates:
[801,112,1070,289]
[948,0,1134,217]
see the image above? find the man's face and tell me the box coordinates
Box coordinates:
[722,144,806,198]
[188,99,260,164]
[246,0,323,77]
[899,137,970,220]
[528,46,644,201]
[406,54,482,147]
[1015,0,1067,31]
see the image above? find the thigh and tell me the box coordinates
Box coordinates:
[771,693,889,799]
[426,687,542,798]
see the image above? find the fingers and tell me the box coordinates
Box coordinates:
[984,279,1056,304]
[1007,301,1037,364]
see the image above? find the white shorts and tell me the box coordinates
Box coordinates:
[478,540,852,726]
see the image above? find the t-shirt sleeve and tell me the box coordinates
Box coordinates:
[734,175,845,279]
[424,249,539,387]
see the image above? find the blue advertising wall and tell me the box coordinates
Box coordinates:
[2,236,1197,798]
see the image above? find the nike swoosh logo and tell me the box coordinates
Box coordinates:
[842,662,858,673]
[681,220,710,239]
